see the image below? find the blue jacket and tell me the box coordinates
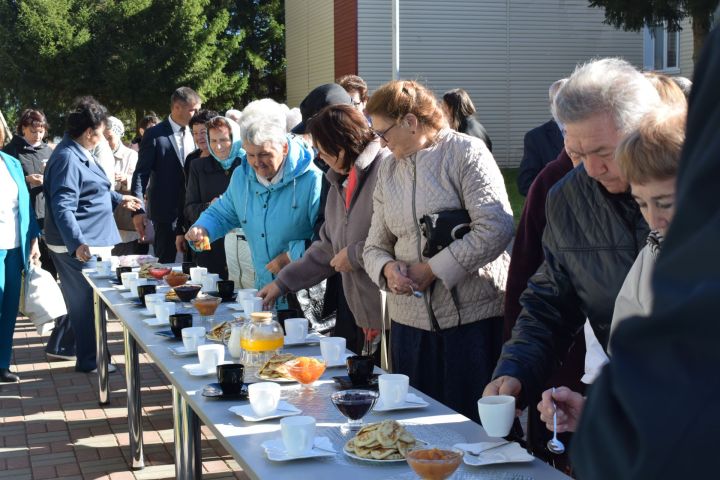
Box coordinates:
[43,135,122,254]
[0,151,40,268]
[194,135,322,289]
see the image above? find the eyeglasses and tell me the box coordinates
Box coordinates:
[372,124,396,142]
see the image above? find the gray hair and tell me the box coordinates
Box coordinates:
[225,109,242,123]
[555,58,661,134]
[285,107,302,133]
[670,76,692,100]
[170,86,201,107]
[240,98,288,151]
[548,78,567,103]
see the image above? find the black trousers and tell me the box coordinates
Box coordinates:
[152,221,177,263]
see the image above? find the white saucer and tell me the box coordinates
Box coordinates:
[143,317,169,327]
[372,393,429,412]
[284,332,323,346]
[226,303,244,311]
[454,441,533,466]
[169,345,198,356]
[261,437,336,461]
[113,284,129,291]
[121,291,138,299]
[228,401,301,422]
[182,363,216,376]
[309,353,351,368]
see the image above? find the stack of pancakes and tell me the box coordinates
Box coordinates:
[258,353,296,379]
[345,420,416,460]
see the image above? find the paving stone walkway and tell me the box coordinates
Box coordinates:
[0,316,248,479]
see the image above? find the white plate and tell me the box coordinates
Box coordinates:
[143,317,170,327]
[343,439,427,463]
[455,442,533,466]
[372,393,429,412]
[284,332,323,346]
[254,372,296,383]
[113,284,129,291]
[262,437,336,461]
[228,401,301,422]
[309,353,351,368]
[168,345,198,356]
[182,363,216,376]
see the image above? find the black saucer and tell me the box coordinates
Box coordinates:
[206,291,237,303]
[202,382,250,399]
[332,374,379,391]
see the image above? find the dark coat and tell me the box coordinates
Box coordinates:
[571,25,720,479]
[130,118,185,223]
[459,116,492,152]
[493,163,648,400]
[183,155,241,279]
[2,135,53,215]
[516,119,564,196]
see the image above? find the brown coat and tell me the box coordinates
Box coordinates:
[275,140,389,329]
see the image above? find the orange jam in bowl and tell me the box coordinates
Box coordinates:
[405,447,463,480]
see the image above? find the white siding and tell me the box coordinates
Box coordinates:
[678,17,694,80]
[358,0,643,167]
[286,0,335,107]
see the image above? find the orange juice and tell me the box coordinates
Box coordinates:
[241,336,284,352]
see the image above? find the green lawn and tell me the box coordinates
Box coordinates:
[501,168,525,227]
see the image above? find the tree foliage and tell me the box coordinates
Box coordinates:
[0,0,285,135]
[589,0,718,64]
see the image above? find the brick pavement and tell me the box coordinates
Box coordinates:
[0,316,249,480]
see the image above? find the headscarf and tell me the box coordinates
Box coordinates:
[206,116,245,169]
[106,116,125,137]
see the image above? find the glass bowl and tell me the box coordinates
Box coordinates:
[283,357,326,386]
[164,272,190,287]
[191,296,222,316]
[405,446,463,480]
[173,284,202,302]
[330,389,378,433]
[149,267,172,280]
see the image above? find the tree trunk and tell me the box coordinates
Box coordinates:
[691,11,711,67]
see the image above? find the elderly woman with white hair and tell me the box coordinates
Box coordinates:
[185,101,322,306]
[104,116,148,255]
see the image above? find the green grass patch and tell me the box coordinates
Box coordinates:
[501,168,525,227]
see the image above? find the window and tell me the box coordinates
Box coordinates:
[643,23,680,72]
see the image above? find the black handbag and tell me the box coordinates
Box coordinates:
[419,209,471,258]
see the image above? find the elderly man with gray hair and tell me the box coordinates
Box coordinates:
[484,58,661,410]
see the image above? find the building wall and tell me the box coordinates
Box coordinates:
[678,17,695,80]
[335,0,359,78]
[357,0,643,167]
[285,0,336,107]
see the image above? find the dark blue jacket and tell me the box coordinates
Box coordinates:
[516,119,564,196]
[1,151,40,267]
[131,118,185,223]
[43,135,122,253]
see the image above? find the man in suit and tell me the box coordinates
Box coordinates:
[131,87,201,262]
[516,79,566,196]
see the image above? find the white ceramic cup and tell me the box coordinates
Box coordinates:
[281,416,315,455]
[181,326,206,351]
[237,288,259,302]
[121,271,139,289]
[242,297,264,315]
[144,293,166,315]
[319,337,346,365]
[197,344,225,370]
[477,395,516,437]
[154,302,176,324]
[201,273,220,293]
[96,260,112,276]
[248,382,281,417]
[190,266,208,283]
[378,374,409,409]
[284,318,308,343]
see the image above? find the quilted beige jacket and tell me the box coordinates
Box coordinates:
[363,128,513,331]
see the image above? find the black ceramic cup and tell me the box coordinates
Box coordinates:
[216,280,235,299]
[217,363,245,395]
[116,266,132,283]
[137,284,157,307]
[181,262,197,275]
[169,313,193,338]
[346,355,375,386]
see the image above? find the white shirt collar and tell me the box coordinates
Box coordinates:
[255,161,285,187]
[168,115,184,134]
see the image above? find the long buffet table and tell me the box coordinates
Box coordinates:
[84,268,570,480]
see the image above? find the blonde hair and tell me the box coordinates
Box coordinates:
[617,107,686,185]
[366,80,447,131]
[644,72,687,109]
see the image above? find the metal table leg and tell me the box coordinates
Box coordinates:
[93,291,109,405]
[173,387,202,479]
[124,326,145,470]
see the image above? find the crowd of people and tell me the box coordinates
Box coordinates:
[2,26,718,474]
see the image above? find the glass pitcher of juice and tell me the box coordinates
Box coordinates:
[240,312,284,367]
